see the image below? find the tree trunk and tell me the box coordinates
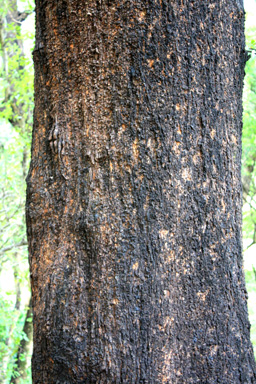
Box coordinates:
[26,1,256,383]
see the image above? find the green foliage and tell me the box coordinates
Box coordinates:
[246,24,256,56]
[242,20,256,245]
[0,11,34,143]
[0,295,30,383]
[0,129,26,259]
[245,271,256,357]
[0,0,34,382]
[242,57,256,241]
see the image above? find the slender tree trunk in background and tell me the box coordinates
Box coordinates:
[10,299,33,384]
[26,1,256,383]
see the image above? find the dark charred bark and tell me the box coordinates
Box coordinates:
[26,1,256,383]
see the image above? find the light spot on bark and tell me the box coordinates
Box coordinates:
[210,345,219,356]
[210,129,216,139]
[132,137,139,161]
[147,59,154,68]
[159,229,168,239]
[173,141,181,154]
[182,167,192,181]
[132,262,139,270]
[167,250,175,262]
[231,134,237,144]
[138,10,146,21]
[197,290,209,301]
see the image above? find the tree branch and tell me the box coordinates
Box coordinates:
[0,239,27,255]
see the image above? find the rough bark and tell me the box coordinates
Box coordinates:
[26,0,256,383]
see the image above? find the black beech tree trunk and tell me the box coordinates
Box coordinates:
[26,0,256,383]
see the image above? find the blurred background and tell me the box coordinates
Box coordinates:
[0,0,255,383]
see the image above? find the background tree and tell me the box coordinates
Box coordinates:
[27,0,256,383]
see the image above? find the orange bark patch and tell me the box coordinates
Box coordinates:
[138,10,146,21]
[148,59,154,68]
[132,137,139,160]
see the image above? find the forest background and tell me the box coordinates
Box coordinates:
[0,0,255,383]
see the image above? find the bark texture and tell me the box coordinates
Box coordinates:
[27,0,256,383]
